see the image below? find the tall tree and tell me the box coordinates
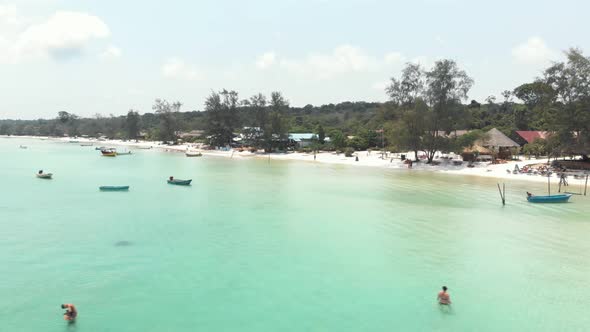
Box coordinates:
[423,59,474,162]
[317,124,326,144]
[205,89,239,147]
[543,48,590,158]
[269,91,289,150]
[153,99,181,142]
[386,63,427,160]
[57,111,79,136]
[125,110,141,139]
[250,93,270,150]
[386,63,425,106]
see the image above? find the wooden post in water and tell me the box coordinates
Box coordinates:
[497,183,505,205]
[548,174,551,196]
[585,174,588,196]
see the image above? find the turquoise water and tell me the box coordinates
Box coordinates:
[2,137,590,332]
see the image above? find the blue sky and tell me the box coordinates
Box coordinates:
[1,0,589,119]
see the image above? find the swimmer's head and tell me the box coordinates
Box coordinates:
[61,304,67,309]
[442,286,448,291]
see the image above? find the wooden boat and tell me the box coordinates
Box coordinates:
[101,149,117,157]
[167,179,192,186]
[36,173,53,179]
[185,151,203,157]
[116,151,132,155]
[99,186,130,191]
[527,193,572,203]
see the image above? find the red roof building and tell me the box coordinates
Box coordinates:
[515,131,549,144]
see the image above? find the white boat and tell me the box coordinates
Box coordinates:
[36,172,53,179]
[186,150,203,157]
[116,150,132,155]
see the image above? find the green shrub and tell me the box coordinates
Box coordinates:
[344,147,354,157]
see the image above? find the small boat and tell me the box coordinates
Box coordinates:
[36,172,53,179]
[136,146,152,150]
[69,140,80,143]
[96,146,106,150]
[116,151,132,155]
[101,149,117,157]
[19,145,27,149]
[526,193,572,203]
[99,186,130,191]
[185,150,203,157]
[80,143,94,146]
[167,178,192,186]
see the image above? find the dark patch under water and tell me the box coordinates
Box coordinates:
[114,241,132,247]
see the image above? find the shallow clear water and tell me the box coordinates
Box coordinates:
[2,137,590,332]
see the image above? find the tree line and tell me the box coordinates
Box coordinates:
[1,47,589,161]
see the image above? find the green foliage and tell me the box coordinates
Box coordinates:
[153,99,181,142]
[522,138,548,157]
[205,89,239,147]
[317,125,326,144]
[348,135,368,150]
[125,110,141,139]
[329,129,346,149]
[344,147,354,157]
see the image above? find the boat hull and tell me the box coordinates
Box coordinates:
[185,152,202,157]
[36,173,53,179]
[167,179,192,186]
[527,194,572,203]
[99,186,130,191]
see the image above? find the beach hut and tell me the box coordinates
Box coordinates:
[514,131,550,146]
[481,128,520,160]
[289,133,318,148]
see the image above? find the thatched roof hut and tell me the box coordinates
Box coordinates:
[481,128,520,148]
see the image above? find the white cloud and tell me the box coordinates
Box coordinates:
[372,80,390,91]
[277,45,377,79]
[100,45,121,59]
[255,51,276,69]
[255,45,409,79]
[512,37,556,65]
[0,5,26,29]
[0,8,111,63]
[384,52,405,65]
[161,57,200,81]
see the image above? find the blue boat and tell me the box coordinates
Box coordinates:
[526,193,572,203]
[167,179,192,186]
[99,186,130,191]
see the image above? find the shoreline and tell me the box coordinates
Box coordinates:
[6,135,590,187]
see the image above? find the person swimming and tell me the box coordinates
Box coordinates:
[61,303,77,321]
[437,286,451,305]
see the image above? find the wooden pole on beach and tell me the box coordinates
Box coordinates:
[584,175,588,196]
[548,174,551,196]
[497,183,505,205]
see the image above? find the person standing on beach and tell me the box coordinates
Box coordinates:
[437,286,451,305]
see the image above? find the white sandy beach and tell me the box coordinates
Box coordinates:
[9,135,590,187]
